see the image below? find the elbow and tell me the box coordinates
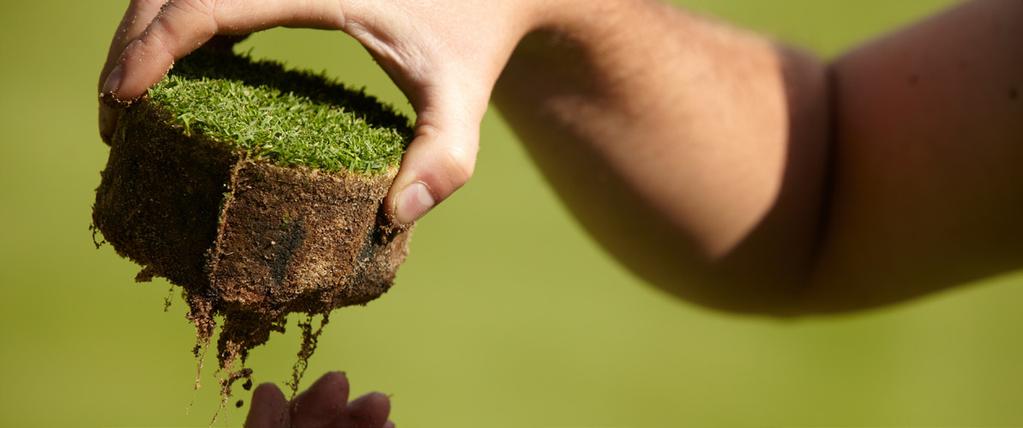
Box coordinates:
[608,239,824,319]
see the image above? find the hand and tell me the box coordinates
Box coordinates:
[245,371,393,428]
[98,0,543,224]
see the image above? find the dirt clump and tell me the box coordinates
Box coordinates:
[92,51,413,405]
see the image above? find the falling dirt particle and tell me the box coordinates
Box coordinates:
[88,224,106,249]
[211,366,254,425]
[288,313,331,398]
[235,400,244,408]
[242,378,253,391]
[163,285,175,312]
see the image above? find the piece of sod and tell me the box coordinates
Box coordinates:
[92,50,414,371]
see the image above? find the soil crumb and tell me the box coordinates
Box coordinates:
[163,285,175,312]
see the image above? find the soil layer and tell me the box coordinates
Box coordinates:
[92,52,412,400]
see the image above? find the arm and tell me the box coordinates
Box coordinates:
[809,0,1023,312]
[494,0,1023,315]
[98,0,1023,316]
[496,0,830,314]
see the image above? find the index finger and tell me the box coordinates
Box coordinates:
[103,0,346,100]
[244,383,291,428]
[98,0,167,143]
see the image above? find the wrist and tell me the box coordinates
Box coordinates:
[524,0,635,35]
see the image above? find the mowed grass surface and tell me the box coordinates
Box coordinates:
[5,1,1023,427]
[150,51,410,173]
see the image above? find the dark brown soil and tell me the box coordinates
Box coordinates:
[93,95,412,401]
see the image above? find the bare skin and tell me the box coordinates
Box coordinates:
[97,0,1022,423]
[496,0,1023,314]
[245,372,394,428]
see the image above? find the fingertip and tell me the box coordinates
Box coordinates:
[319,371,350,388]
[245,383,289,428]
[101,63,124,97]
[345,392,392,428]
[299,371,350,402]
[393,181,436,225]
[252,383,286,403]
[350,391,391,411]
[387,132,478,225]
[98,105,120,145]
[290,371,351,426]
[114,38,176,101]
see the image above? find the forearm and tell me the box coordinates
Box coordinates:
[494,0,831,314]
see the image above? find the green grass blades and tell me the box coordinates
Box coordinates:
[148,50,413,174]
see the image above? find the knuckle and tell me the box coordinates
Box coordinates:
[414,117,478,190]
[148,0,218,46]
[443,146,476,187]
[121,36,148,58]
[134,0,167,11]
[139,27,172,56]
[325,0,347,29]
[161,0,219,31]
[167,0,215,15]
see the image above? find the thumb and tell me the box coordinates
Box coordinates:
[388,89,486,225]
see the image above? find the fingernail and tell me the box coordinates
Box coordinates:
[102,65,123,96]
[395,181,435,224]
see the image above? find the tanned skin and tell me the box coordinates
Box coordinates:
[97,0,1022,424]
[496,0,1022,315]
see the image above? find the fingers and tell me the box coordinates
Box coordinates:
[103,0,346,101]
[99,0,166,90]
[244,383,291,428]
[290,371,351,428]
[103,0,218,100]
[99,0,493,226]
[98,0,167,143]
[387,90,486,225]
[333,392,391,428]
[245,373,393,428]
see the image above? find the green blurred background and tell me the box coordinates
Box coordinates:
[3,0,1022,426]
